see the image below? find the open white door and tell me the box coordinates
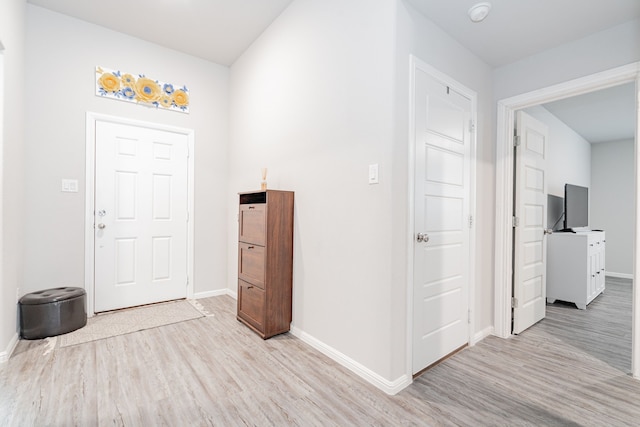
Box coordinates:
[412,66,472,373]
[512,111,549,334]
[94,121,189,312]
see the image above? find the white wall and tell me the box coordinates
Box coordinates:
[230,0,495,389]
[591,139,635,276]
[230,0,398,383]
[523,105,591,197]
[24,6,229,297]
[494,19,640,101]
[0,0,25,361]
[394,0,495,374]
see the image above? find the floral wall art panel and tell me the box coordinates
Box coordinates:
[95,66,189,113]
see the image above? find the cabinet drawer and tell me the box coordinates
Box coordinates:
[587,234,605,253]
[239,204,266,245]
[238,242,265,288]
[238,280,265,331]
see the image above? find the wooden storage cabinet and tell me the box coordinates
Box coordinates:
[237,190,294,338]
[546,231,605,309]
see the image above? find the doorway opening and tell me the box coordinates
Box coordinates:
[494,63,640,378]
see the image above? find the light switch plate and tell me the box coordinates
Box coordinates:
[368,164,379,184]
[61,179,79,193]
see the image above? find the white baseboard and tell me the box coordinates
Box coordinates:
[471,326,494,345]
[290,326,412,395]
[193,289,229,299]
[0,333,19,363]
[193,289,238,300]
[606,272,633,280]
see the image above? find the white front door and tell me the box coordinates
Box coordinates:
[413,66,472,374]
[94,121,189,312]
[512,111,549,334]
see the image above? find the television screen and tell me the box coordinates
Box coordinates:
[564,184,588,229]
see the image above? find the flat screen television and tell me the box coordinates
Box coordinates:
[563,184,589,230]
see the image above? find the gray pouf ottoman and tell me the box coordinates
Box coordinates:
[19,287,87,339]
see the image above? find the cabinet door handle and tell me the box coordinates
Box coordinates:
[247,245,255,249]
[248,206,255,210]
[247,285,253,289]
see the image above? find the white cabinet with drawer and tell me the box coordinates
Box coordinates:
[546,231,605,309]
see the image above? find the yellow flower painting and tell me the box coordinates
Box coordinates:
[95,66,189,113]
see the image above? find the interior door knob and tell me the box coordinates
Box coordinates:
[97,223,106,229]
[544,228,553,235]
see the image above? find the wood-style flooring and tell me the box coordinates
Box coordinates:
[1,280,639,426]
[538,276,632,373]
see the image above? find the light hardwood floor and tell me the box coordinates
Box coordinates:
[1,285,639,426]
[539,276,632,373]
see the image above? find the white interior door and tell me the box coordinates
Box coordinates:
[94,121,188,312]
[413,67,472,374]
[512,111,549,334]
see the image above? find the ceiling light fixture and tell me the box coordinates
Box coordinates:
[468,2,491,23]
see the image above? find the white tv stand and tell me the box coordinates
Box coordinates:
[546,231,605,309]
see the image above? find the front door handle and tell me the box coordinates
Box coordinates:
[416,232,429,243]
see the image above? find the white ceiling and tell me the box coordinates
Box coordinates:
[27,0,638,141]
[405,0,639,143]
[543,83,637,144]
[26,0,295,66]
[405,0,640,68]
[27,0,640,69]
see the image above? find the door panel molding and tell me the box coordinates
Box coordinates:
[85,112,195,316]
[512,111,548,334]
[406,55,478,379]
[493,62,640,378]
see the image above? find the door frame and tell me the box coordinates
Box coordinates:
[406,55,478,378]
[84,112,195,316]
[493,62,640,377]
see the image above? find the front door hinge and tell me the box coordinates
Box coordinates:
[514,135,521,147]
[468,215,473,228]
[512,216,519,227]
[512,297,518,308]
[469,120,475,133]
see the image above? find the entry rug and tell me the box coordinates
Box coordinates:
[58,300,206,348]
